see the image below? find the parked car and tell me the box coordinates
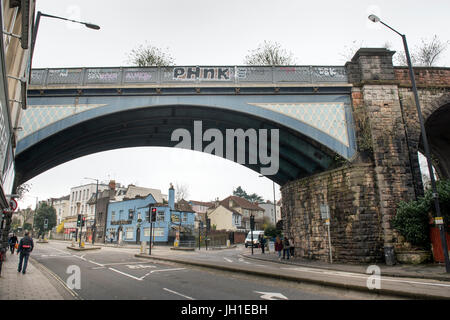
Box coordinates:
[244,230,265,248]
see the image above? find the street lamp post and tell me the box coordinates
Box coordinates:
[368,15,450,273]
[28,11,100,81]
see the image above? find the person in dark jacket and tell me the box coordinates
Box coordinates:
[9,233,18,254]
[282,236,290,260]
[17,230,34,274]
[259,234,266,254]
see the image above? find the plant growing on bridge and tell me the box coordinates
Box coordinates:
[127,42,175,66]
[244,40,297,65]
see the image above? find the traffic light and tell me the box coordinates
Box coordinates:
[44,219,48,229]
[81,216,86,227]
[250,215,255,231]
[77,214,82,227]
[151,207,157,222]
[206,218,211,232]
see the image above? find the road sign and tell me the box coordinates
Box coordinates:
[320,204,330,219]
[9,198,17,212]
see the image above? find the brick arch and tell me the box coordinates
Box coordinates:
[408,91,450,180]
[423,92,450,123]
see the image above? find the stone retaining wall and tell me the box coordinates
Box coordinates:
[281,164,383,263]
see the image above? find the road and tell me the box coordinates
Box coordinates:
[31,241,385,300]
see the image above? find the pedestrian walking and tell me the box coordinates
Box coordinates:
[17,230,34,274]
[9,233,18,254]
[259,234,266,254]
[282,236,290,260]
[275,236,283,260]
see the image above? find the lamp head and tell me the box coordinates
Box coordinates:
[368,14,380,23]
[85,23,100,30]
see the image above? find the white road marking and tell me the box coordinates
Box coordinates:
[108,267,143,281]
[103,261,152,266]
[163,288,195,300]
[141,268,186,280]
[280,267,450,288]
[223,258,233,263]
[87,260,104,267]
[127,264,157,269]
[254,291,288,300]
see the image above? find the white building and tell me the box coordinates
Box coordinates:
[258,201,281,226]
[52,195,70,225]
[69,183,111,220]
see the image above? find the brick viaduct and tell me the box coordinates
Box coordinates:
[281,48,450,264]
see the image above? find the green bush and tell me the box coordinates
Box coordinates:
[392,179,450,248]
[392,199,430,248]
[424,179,450,225]
[264,225,281,238]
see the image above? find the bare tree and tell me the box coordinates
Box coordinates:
[340,40,364,62]
[244,40,297,65]
[394,35,449,66]
[127,42,175,67]
[175,183,189,202]
[15,183,31,200]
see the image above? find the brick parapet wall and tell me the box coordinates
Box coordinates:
[394,67,450,87]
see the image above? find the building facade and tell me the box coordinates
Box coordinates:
[188,200,213,229]
[258,201,281,226]
[51,195,70,225]
[105,186,195,244]
[0,0,36,250]
[207,196,264,231]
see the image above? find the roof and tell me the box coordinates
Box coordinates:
[175,199,195,213]
[208,204,242,216]
[120,185,165,203]
[189,200,214,207]
[220,196,264,211]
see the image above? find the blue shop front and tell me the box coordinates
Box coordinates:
[105,186,195,244]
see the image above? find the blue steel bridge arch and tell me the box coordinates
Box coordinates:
[14,93,356,187]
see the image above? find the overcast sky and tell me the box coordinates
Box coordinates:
[19,0,450,208]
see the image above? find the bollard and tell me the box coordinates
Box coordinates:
[226,239,230,248]
[140,241,147,254]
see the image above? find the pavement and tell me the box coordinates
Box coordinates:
[0,246,76,300]
[1,239,449,300]
[133,245,450,300]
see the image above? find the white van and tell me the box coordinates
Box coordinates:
[244,230,264,248]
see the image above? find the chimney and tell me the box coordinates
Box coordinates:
[169,183,175,210]
[109,180,116,200]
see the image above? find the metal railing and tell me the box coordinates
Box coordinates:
[30,65,348,87]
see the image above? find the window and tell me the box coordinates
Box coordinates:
[157,211,165,222]
[111,211,116,221]
[234,214,240,226]
[125,227,134,240]
[119,210,124,220]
